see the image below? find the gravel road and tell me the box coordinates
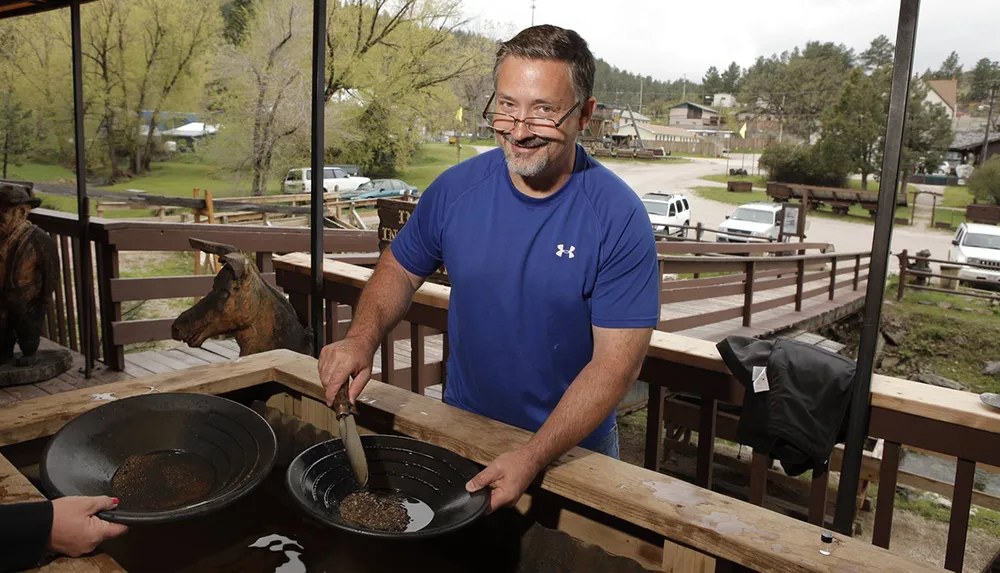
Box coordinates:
[471,145,957,273]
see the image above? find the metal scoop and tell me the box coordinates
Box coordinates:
[333,382,369,488]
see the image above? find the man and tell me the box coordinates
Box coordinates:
[1,496,128,571]
[318,24,659,513]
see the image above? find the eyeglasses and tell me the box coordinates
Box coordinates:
[481,92,581,136]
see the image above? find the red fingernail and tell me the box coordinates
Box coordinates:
[112,498,119,504]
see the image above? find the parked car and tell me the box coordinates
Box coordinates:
[947,222,1000,285]
[642,192,691,237]
[717,202,786,243]
[282,166,370,194]
[349,178,419,200]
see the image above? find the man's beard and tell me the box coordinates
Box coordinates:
[499,133,551,177]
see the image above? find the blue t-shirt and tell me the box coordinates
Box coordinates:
[390,144,659,449]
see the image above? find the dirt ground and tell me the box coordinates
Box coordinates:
[616,409,1000,572]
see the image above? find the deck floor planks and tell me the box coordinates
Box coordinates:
[663,281,868,342]
[201,339,240,360]
[175,346,230,364]
[163,349,212,368]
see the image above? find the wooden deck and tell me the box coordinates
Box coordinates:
[0,335,444,406]
[663,280,868,342]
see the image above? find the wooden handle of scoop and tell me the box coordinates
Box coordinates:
[333,381,352,419]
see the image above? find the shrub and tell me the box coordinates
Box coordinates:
[968,156,1000,205]
[759,142,850,188]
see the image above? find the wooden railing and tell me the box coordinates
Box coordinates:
[271,254,978,572]
[656,250,871,332]
[897,249,1000,302]
[28,209,379,372]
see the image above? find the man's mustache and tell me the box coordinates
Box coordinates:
[501,133,549,148]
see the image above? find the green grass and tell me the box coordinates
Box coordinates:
[32,144,477,218]
[884,277,1000,393]
[895,494,1000,537]
[943,185,973,209]
[689,185,768,206]
[845,178,881,192]
[4,162,78,182]
[699,173,767,189]
[690,186,910,224]
[396,143,478,192]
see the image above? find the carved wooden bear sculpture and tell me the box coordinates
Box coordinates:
[171,238,312,356]
[0,183,59,367]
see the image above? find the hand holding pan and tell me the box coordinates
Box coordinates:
[333,381,369,488]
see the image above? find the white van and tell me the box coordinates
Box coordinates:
[282,167,370,195]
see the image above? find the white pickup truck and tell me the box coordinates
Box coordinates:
[282,166,370,195]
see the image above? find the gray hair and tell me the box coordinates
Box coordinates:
[492,24,596,103]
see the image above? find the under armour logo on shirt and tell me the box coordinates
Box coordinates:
[556,244,575,258]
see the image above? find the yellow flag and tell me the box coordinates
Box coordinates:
[739,122,747,139]
[456,106,463,122]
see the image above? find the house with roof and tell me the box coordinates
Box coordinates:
[668,101,722,128]
[613,122,702,145]
[949,129,1000,165]
[924,78,958,121]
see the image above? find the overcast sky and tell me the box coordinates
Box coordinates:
[459,0,1000,84]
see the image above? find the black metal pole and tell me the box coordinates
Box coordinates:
[71,0,94,378]
[833,0,920,534]
[309,0,327,358]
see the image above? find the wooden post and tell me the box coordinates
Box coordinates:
[193,188,201,275]
[854,254,862,290]
[696,222,703,242]
[644,384,664,471]
[828,257,838,300]
[930,194,938,228]
[794,259,805,311]
[897,250,908,301]
[204,189,219,273]
[95,242,123,371]
[749,451,769,506]
[872,441,901,548]
[411,323,424,394]
[743,261,755,327]
[808,464,830,526]
[661,539,716,573]
[945,459,976,572]
[696,398,717,489]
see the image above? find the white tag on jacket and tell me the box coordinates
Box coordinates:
[752,366,770,393]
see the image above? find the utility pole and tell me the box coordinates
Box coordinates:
[682,75,687,100]
[981,82,998,165]
[530,0,536,25]
[778,94,786,144]
[639,78,643,114]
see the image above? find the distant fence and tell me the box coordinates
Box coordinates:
[28,209,380,372]
[896,249,1000,302]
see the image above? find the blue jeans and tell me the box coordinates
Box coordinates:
[587,424,620,459]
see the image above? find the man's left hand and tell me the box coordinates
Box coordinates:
[465,448,543,514]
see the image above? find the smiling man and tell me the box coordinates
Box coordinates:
[317,24,659,513]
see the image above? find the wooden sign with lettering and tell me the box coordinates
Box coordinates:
[376,198,450,285]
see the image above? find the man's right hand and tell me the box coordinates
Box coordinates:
[318,336,377,406]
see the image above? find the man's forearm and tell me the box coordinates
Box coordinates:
[520,327,652,471]
[521,358,637,470]
[345,250,422,354]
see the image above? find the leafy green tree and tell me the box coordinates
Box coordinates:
[968,156,1000,205]
[968,58,1000,102]
[873,79,954,192]
[702,66,722,96]
[0,81,32,179]
[820,67,888,189]
[859,35,894,74]
[720,61,742,94]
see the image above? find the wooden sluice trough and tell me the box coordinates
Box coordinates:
[0,351,942,572]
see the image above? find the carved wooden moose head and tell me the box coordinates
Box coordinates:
[171,238,312,357]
